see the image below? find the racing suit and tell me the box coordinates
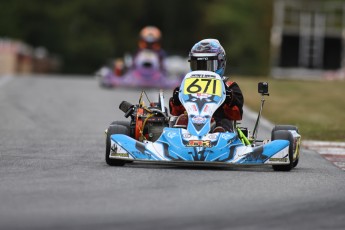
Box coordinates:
[169,80,244,132]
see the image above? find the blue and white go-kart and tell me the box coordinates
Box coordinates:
[105,71,301,171]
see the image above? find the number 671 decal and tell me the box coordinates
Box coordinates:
[183,78,222,97]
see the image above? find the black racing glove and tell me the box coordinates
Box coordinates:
[172,87,182,106]
[224,85,233,105]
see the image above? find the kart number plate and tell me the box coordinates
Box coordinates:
[183,78,222,97]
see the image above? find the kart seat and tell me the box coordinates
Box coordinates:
[173,114,188,128]
[173,114,217,131]
[212,126,226,133]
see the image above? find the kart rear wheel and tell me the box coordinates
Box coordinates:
[271,125,300,168]
[271,130,294,171]
[105,124,129,166]
[110,121,133,139]
[271,125,299,134]
[110,121,130,131]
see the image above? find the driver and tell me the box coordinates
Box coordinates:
[169,39,244,132]
[135,26,166,72]
[114,26,167,75]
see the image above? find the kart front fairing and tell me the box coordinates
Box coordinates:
[109,70,291,166]
[110,128,290,165]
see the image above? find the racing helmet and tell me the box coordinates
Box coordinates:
[139,26,162,50]
[189,39,227,79]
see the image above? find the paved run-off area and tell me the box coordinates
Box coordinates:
[303,141,345,171]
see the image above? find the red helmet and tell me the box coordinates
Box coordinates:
[138,26,162,50]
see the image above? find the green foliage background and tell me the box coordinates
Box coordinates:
[0,0,272,74]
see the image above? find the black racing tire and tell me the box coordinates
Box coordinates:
[110,121,130,130]
[271,125,300,168]
[271,125,299,135]
[105,124,129,166]
[110,120,133,139]
[271,130,294,171]
[293,158,299,168]
[109,121,134,163]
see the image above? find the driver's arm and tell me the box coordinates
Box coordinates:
[169,87,185,116]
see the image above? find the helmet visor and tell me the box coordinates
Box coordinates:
[190,59,218,72]
[189,56,218,72]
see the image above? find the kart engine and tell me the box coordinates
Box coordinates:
[119,100,169,142]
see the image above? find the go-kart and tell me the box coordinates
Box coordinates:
[105,70,301,171]
[97,49,180,89]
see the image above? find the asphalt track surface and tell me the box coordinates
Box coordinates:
[0,75,344,230]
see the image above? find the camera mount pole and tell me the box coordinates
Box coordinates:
[251,89,269,144]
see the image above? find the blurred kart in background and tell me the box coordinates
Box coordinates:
[96,49,186,89]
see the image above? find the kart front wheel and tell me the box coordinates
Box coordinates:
[271,130,294,171]
[271,125,300,168]
[105,124,129,166]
